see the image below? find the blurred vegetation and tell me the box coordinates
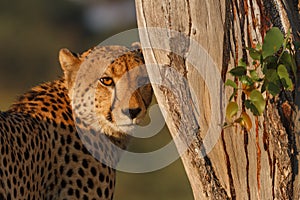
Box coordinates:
[0,0,193,199]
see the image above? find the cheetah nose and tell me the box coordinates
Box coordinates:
[122,108,142,119]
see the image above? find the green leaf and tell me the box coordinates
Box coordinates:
[280,51,297,79]
[250,70,260,81]
[264,55,278,66]
[240,75,254,86]
[268,82,281,96]
[256,43,262,50]
[277,64,293,90]
[294,41,300,50]
[229,91,236,102]
[245,99,260,116]
[248,47,261,60]
[225,79,237,89]
[229,66,247,77]
[249,90,266,115]
[262,56,278,73]
[265,69,279,82]
[261,81,267,93]
[262,27,284,59]
[226,102,239,122]
[244,99,252,109]
[238,59,247,67]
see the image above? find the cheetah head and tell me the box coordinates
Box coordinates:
[58,45,153,138]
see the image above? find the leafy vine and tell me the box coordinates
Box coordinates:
[224,27,297,131]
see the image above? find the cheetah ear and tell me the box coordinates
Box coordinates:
[131,42,142,49]
[130,42,143,58]
[59,48,82,91]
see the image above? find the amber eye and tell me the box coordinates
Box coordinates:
[99,77,114,86]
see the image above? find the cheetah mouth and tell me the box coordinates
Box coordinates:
[116,118,142,126]
[116,123,135,127]
[113,124,135,134]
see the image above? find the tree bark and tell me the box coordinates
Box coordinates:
[136,0,300,199]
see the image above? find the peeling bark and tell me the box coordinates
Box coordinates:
[135,0,300,199]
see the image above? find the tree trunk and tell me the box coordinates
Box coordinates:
[135,0,300,199]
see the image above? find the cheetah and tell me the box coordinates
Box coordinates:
[0,44,153,199]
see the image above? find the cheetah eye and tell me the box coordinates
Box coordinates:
[99,77,114,86]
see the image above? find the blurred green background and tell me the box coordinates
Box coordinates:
[0,0,193,199]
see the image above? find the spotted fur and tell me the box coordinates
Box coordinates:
[0,45,152,199]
